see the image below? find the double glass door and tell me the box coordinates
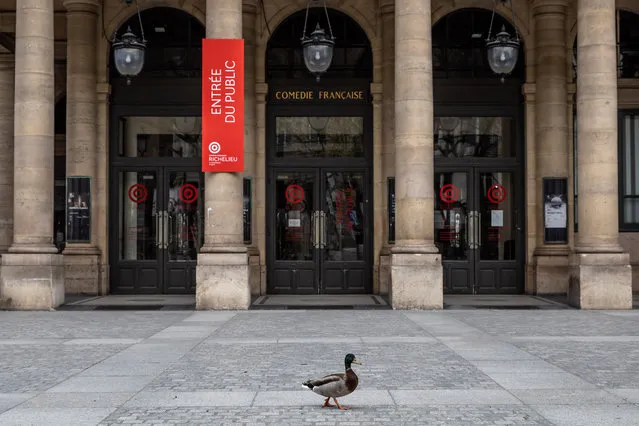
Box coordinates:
[268,168,370,294]
[112,167,203,294]
[435,167,522,294]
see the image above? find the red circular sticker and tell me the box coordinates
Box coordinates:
[439,183,460,204]
[179,184,199,204]
[285,184,305,204]
[487,184,507,204]
[128,184,148,203]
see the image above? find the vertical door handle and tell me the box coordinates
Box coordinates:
[477,212,482,248]
[468,211,477,249]
[162,211,170,249]
[319,211,327,249]
[312,210,321,249]
[155,212,161,248]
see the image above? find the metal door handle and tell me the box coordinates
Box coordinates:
[162,211,169,249]
[312,210,321,249]
[468,211,477,249]
[155,212,161,247]
[319,211,327,249]
[477,212,482,248]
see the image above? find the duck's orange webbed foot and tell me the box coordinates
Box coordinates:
[333,398,350,410]
[323,397,335,407]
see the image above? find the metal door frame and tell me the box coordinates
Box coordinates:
[109,166,202,294]
[266,166,373,294]
[436,164,524,294]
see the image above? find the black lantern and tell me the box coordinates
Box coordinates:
[485,0,520,82]
[111,0,146,85]
[301,2,335,81]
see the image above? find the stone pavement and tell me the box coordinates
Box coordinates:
[1,309,639,425]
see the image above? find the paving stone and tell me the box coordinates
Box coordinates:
[0,343,131,393]
[97,405,552,425]
[144,342,499,392]
[0,309,637,425]
[511,341,639,388]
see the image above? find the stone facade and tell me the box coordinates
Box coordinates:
[0,0,636,310]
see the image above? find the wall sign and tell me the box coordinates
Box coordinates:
[543,177,568,244]
[66,176,91,243]
[201,38,244,172]
[243,177,252,244]
[388,177,396,243]
[269,86,371,104]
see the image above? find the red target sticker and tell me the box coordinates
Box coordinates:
[179,184,199,204]
[487,184,507,204]
[128,184,148,203]
[285,184,305,204]
[439,183,460,204]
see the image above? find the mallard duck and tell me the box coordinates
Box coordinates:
[302,353,361,410]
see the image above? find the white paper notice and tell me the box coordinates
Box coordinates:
[288,219,301,227]
[545,201,567,229]
[491,210,504,227]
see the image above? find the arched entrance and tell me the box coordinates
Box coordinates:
[432,8,526,294]
[265,8,374,294]
[108,7,205,294]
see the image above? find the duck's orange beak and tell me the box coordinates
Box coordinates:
[352,359,362,365]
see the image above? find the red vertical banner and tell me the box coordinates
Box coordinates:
[201,39,245,172]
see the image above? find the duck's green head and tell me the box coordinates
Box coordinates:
[345,353,361,368]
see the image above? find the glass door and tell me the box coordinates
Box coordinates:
[435,168,522,294]
[476,169,520,293]
[268,168,371,294]
[270,170,319,294]
[320,170,369,293]
[163,169,203,293]
[435,170,475,293]
[112,167,203,294]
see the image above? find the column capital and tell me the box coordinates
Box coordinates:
[0,53,14,71]
[380,1,394,16]
[243,0,258,14]
[370,82,383,102]
[522,83,536,102]
[63,0,100,14]
[532,0,567,15]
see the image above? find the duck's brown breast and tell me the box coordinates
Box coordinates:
[345,369,359,392]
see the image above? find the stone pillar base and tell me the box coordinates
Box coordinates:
[247,247,261,296]
[390,249,443,309]
[533,248,570,294]
[196,250,250,310]
[569,251,633,309]
[0,253,64,310]
[63,245,100,295]
[379,248,391,295]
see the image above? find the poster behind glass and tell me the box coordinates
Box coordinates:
[543,177,568,244]
[66,177,91,243]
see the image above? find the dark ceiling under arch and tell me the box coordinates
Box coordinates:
[266,8,373,81]
[432,8,525,80]
[109,7,205,80]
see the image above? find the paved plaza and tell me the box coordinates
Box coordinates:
[1,307,639,425]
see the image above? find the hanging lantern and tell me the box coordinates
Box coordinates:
[111,0,147,85]
[301,1,336,81]
[485,0,520,82]
[112,26,146,85]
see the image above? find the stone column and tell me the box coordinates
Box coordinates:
[522,83,536,293]
[196,0,250,310]
[62,0,100,295]
[0,0,64,309]
[242,0,260,296]
[532,0,570,294]
[570,0,632,309]
[378,0,394,295]
[390,0,442,309]
[0,54,14,254]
